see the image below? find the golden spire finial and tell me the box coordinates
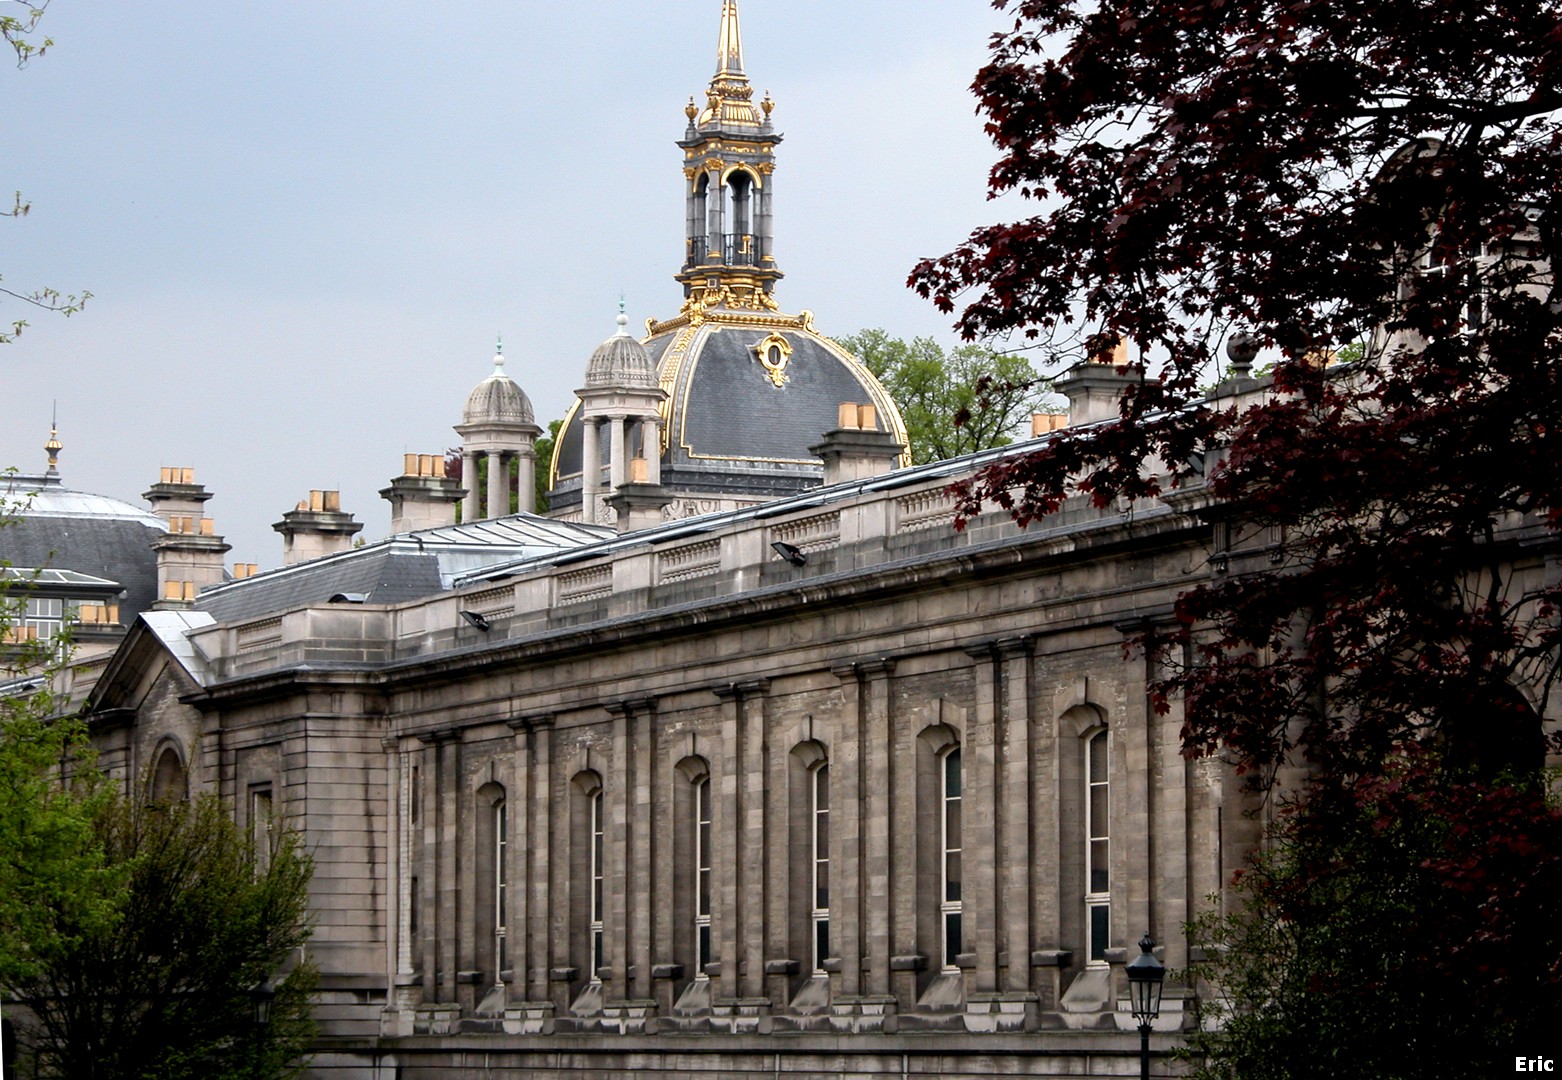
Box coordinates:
[760,90,774,119]
[716,0,744,78]
[44,403,62,474]
[685,96,698,122]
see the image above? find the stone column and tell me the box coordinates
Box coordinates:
[737,681,769,1001]
[461,451,480,524]
[628,699,655,1003]
[505,720,530,1000]
[828,663,864,999]
[517,448,536,515]
[860,660,895,999]
[581,418,602,525]
[889,664,920,1006]
[757,181,773,263]
[963,645,1000,993]
[998,638,1034,995]
[707,167,725,261]
[486,450,508,521]
[609,418,627,494]
[711,684,743,1001]
[438,731,461,1005]
[641,419,661,485]
[530,717,555,1005]
[606,703,631,999]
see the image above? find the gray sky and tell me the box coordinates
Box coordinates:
[3,1,1016,564]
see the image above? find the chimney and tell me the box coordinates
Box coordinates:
[605,458,674,534]
[809,402,905,485]
[380,453,465,534]
[1031,412,1067,437]
[1053,339,1139,425]
[272,490,363,565]
[143,467,231,610]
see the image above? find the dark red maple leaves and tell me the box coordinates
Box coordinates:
[914,0,1562,784]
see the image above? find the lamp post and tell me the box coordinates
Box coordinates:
[1126,933,1165,1080]
[249,980,275,1080]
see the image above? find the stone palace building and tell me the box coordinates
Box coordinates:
[13,4,1555,1078]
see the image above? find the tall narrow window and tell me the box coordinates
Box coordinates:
[694,776,713,975]
[941,748,963,970]
[250,785,274,875]
[494,798,508,973]
[590,790,605,980]
[1085,730,1110,965]
[811,763,830,972]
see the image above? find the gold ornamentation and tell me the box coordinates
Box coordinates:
[754,332,794,388]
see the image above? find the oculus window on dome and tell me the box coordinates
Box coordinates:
[755,332,793,388]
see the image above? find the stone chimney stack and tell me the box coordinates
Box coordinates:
[604,456,675,534]
[143,467,232,609]
[809,402,905,486]
[273,490,363,566]
[380,454,464,534]
[1054,338,1137,426]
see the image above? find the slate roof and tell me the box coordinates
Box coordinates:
[1,474,167,619]
[550,315,906,504]
[196,512,611,625]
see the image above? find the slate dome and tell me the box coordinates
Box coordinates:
[584,313,658,390]
[462,353,536,427]
[548,306,908,516]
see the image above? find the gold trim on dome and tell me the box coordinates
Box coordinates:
[547,397,584,485]
[814,329,914,469]
[655,323,702,455]
[754,332,794,388]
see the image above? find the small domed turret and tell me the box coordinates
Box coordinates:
[454,340,543,521]
[463,347,537,426]
[584,311,658,390]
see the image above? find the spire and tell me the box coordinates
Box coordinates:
[44,404,61,475]
[696,0,761,131]
[716,0,744,78]
[676,1,783,312]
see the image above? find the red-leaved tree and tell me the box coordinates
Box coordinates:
[912,0,1562,1068]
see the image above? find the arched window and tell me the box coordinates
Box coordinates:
[694,775,713,975]
[475,782,508,985]
[810,762,830,973]
[590,788,605,980]
[569,769,605,996]
[1085,729,1110,965]
[495,796,509,972]
[940,747,963,971]
[149,744,188,804]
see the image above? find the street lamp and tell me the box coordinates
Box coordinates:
[1125,932,1165,1080]
[249,980,276,1080]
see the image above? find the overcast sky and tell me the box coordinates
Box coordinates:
[3,1,1019,564]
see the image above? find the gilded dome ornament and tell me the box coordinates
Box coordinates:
[755,332,794,388]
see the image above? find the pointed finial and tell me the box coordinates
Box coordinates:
[761,90,774,118]
[493,334,506,374]
[716,0,745,77]
[685,95,699,122]
[614,296,630,337]
[44,407,62,474]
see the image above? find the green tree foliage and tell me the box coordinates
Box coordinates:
[1,498,314,1079]
[6,795,316,1080]
[836,329,1054,465]
[1185,752,1562,1080]
[531,417,564,513]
